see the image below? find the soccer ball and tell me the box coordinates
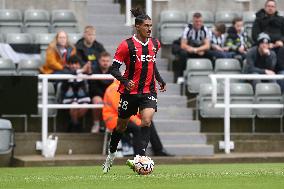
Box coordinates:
[133,155,155,175]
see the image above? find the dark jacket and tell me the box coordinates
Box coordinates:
[252,9,284,43]
[75,38,106,65]
[244,46,277,74]
[89,66,113,98]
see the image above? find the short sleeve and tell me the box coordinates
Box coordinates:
[182,25,190,39]
[113,40,128,65]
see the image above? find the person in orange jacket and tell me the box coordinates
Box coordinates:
[40,30,87,74]
[103,80,172,156]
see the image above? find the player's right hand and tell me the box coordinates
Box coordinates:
[126,80,135,91]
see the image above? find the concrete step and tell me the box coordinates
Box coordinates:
[158,83,181,95]
[96,35,129,47]
[14,133,104,156]
[158,95,187,107]
[87,0,114,5]
[159,71,174,83]
[159,133,207,145]
[164,144,214,156]
[154,119,201,132]
[156,107,194,120]
[87,3,120,15]
[87,14,125,25]
[95,25,132,36]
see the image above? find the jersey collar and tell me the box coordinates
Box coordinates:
[133,35,149,46]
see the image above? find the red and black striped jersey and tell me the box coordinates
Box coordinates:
[113,35,161,94]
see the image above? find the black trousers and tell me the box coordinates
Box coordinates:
[122,121,163,155]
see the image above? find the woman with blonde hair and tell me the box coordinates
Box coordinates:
[40,30,77,74]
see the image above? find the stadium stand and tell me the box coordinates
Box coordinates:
[184,58,213,93]
[0,9,22,33]
[0,119,14,155]
[68,33,82,44]
[0,58,16,75]
[51,10,79,33]
[215,11,242,26]
[18,59,41,76]
[24,9,50,34]
[5,33,33,44]
[159,10,187,45]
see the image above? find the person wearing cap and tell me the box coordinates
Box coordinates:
[244,33,277,87]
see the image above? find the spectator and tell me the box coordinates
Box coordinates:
[225,17,252,62]
[207,23,234,62]
[177,12,210,78]
[89,52,113,133]
[103,79,172,156]
[244,33,277,88]
[40,31,76,74]
[252,0,284,51]
[60,55,91,132]
[76,25,106,67]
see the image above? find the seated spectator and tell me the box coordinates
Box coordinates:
[252,0,284,52]
[60,55,91,132]
[40,31,76,74]
[89,52,113,133]
[76,25,106,67]
[177,12,210,78]
[103,80,172,156]
[225,17,252,63]
[244,33,277,88]
[276,47,284,91]
[207,23,234,62]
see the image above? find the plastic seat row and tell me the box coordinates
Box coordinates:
[184,58,241,93]
[198,82,283,132]
[0,58,42,75]
[0,9,79,33]
[159,10,284,44]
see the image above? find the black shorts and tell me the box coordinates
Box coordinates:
[118,93,157,119]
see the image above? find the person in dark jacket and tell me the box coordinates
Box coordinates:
[244,33,277,88]
[252,0,284,49]
[75,25,106,67]
[89,51,113,133]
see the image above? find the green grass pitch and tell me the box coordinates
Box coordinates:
[0,163,284,189]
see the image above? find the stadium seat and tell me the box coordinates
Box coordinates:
[0,119,15,155]
[185,58,213,93]
[18,59,41,75]
[0,33,3,42]
[68,33,82,44]
[34,33,56,51]
[278,11,284,17]
[24,9,50,34]
[187,11,214,28]
[0,9,22,33]
[51,10,79,33]
[159,10,187,45]
[5,33,33,44]
[0,58,16,75]
[215,11,241,26]
[255,83,283,118]
[198,83,224,118]
[230,83,255,118]
[214,58,241,74]
[243,11,256,38]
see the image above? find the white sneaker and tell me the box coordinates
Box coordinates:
[103,152,116,174]
[91,122,100,133]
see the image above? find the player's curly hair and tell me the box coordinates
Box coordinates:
[130,7,151,26]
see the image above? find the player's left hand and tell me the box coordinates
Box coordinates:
[159,82,166,92]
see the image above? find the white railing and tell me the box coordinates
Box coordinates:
[36,74,114,157]
[125,0,153,26]
[209,74,284,154]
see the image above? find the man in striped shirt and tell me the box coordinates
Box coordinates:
[178,12,211,77]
